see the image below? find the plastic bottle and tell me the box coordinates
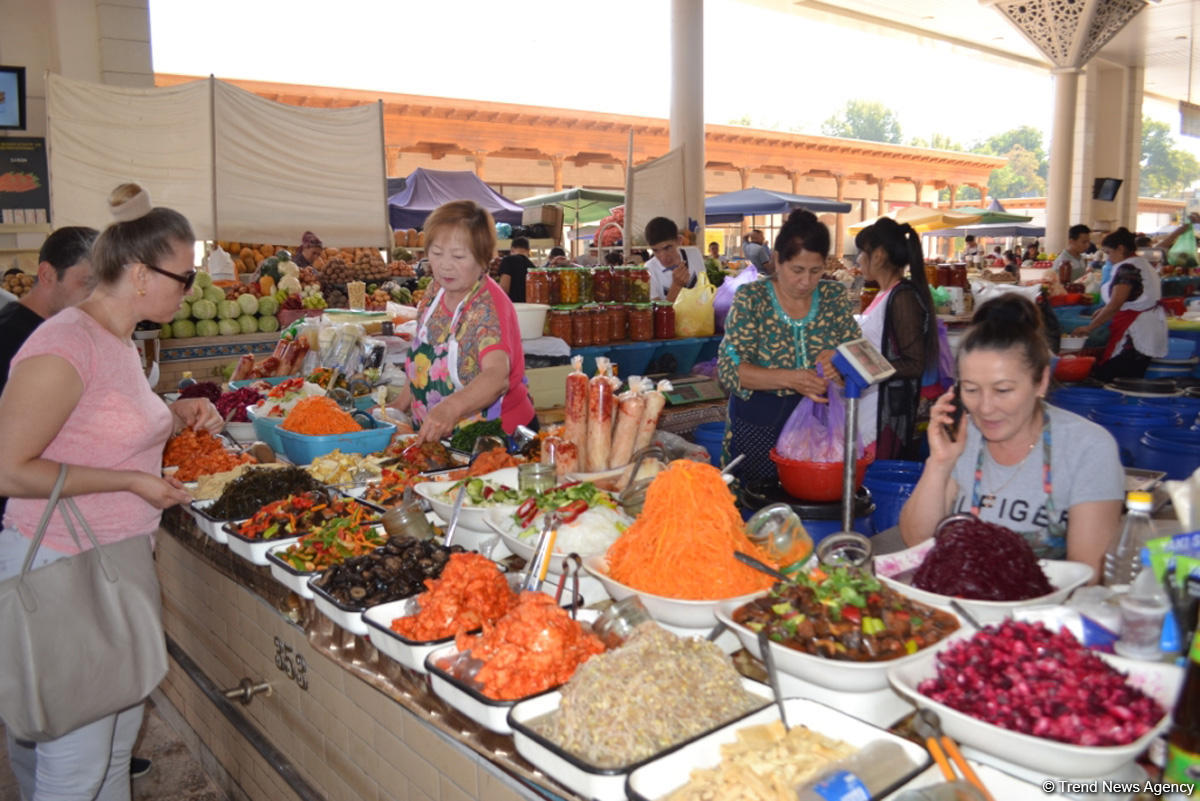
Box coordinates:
[794,740,917,801]
[1103,491,1156,588]
[1114,548,1170,660]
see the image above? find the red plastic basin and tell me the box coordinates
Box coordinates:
[770,449,871,502]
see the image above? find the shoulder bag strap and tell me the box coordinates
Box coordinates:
[17,463,77,578]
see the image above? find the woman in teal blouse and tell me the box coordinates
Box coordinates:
[717,210,862,487]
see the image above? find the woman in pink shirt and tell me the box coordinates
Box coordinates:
[0,183,220,801]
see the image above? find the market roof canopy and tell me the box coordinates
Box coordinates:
[848,206,982,234]
[928,222,1047,238]
[705,188,852,224]
[517,187,625,225]
[948,206,1033,224]
[387,168,523,229]
[47,74,388,247]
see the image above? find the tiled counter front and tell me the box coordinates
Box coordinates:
[156,510,579,801]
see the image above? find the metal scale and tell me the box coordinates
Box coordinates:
[658,375,725,406]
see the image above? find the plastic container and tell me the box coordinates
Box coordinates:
[512,303,549,340]
[1167,337,1198,360]
[1047,386,1124,418]
[1053,355,1095,382]
[1103,491,1155,588]
[275,419,396,464]
[1137,427,1200,479]
[862,460,923,532]
[1136,395,1200,428]
[246,405,286,453]
[691,422,725,466]
[1089,405,1182,465]
[648,338,705,375]
[795,740,920,801]
[1146,363,1194,381]
[1114,556,1169,660]
[769,449,871,503]
[607,342,656,382]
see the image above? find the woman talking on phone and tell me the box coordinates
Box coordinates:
[898,295,1124,577]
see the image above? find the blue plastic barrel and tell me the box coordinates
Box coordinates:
[793,490,876,545]
[1089,405,1182,466]
[1137,396,1200,429]
[692,422,726,466]
[1048,387,1125,419]
[862,460,923,533]
[1137,428,1200,479]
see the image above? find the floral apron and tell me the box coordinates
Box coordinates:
[406,283,503,431]
[968,413,1067,559]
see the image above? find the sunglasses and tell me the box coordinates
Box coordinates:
[144,263,197,292]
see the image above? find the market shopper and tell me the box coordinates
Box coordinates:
[1052,224,1092,281]
[498,236,534,302]
[0,183,223,801]
[854,217,940,461]
[644,217,703,302]
[717,209,862,486]
[291,230,323,269]
[390,200,535,444]
[899,295,1123,576]
[1071,227,1168,380]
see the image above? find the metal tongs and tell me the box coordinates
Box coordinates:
[523,513,561,592]
[553,554,583,618]
[912,709,994,801]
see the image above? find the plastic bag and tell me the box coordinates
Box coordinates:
[713,264,758,332]
[1168,226,1198,269]
[673,270,716,337]
[776,384,862,462]
[207,246,236,282]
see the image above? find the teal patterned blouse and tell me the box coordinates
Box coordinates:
[717,279,862,400]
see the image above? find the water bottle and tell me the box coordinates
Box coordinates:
[1114,548,1170,660]
[1103,491,1156,588]
[794,740,917,801]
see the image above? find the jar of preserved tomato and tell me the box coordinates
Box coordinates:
[547,308,572,342]
[629,304,653,341]
[653,302,676,340]
[589,306,610,346]
[936,265,953,288]
[569,307,590,347]
[611,266,629,303]
[526,269,550,305]
[924,263,938,288]
[608,304,628,341]
[951,264,968,288]
[592,267,612,303]
[628,267,651,304]
[559,268,582,305]
[547,268,562,305]
[578,268,593,305]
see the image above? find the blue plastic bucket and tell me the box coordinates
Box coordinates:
[1167,337,1198,360]
[1145,363,1194,381]
[795,490,876,545]
[607,342,657,381]
[1137,428,1200,479]
[1089,405,1182,466]
[862,460,923,533]
[1137,396,1200,429]
[1048,387,1125,419]
[692,422,726,466]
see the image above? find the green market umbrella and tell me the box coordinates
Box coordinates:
[517,187,625,226]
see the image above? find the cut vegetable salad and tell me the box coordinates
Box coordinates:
[251,377,327,418]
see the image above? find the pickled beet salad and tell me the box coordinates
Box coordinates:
[918,621,1165,747]
[912,518,1053,601]
[732,566,959,661]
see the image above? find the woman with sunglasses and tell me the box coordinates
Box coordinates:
[0,183,220,801]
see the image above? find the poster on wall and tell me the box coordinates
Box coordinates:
[0,137,50,225]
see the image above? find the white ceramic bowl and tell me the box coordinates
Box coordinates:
[363,596,451,674]
[310,582,368,635]
[625,696,930,801]
[512,302,549,340]
[482,506,622,563]
[714,594,966,692]
[874,541,1094,624]
[581,555,767,629]
[223,421,257,444]
[411,467,520,531]
[225,524,301,566]
[507,678,772,801]
[187,499,240,545]
[1059,335,1088,351]
[264,545,316,599]
[887,641,1182,778]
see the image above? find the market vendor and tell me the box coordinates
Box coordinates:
[899,295,1123,576]
[643,217,703,302]
[717,209,861,487]
[292,230,323,269]
[389,200,536,443]
[1071,227,1168,380]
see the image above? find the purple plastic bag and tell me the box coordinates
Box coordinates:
[713,265,759,332]
[776,384,864,462]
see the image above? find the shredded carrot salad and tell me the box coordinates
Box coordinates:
[280,396,362,436]
[605,460,778,600]
[163,428,254,482]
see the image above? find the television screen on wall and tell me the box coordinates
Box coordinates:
[1092,178,1123,202]
[0,66,27,130]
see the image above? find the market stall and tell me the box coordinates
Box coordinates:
[387,168,524,230]
[703,187,853,223]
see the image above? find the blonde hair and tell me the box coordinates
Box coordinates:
[92,182,194,285]
[423,200,496,270]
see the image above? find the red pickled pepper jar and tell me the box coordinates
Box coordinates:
[547,269,562,305]
[608,304,628,341]
[628,305,653,341]
[612,266,629,303]
[590,306,610,345]
[592,267,612,303]
[547,309,571,341]
[569,308,590,347]
[653,302,675,339]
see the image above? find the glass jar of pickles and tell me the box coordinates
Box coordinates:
[608,304,628,341]
[547,308,572,342]
[629,304,653,341]
[592,267,612,303]
[569,307,590,347]
[628,267,651,304]
[526,269,550,305]
[547,268,562,305]
[589,305,610,346]
[559,268,582,305]
[611,266,629,303]
[578,267,594,305]
[653,302,676,340]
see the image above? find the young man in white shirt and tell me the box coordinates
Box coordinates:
[643,217,703,301]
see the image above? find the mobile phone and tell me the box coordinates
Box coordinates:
[944,383,964,442]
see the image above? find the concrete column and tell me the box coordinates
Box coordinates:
[551,155,564,192]
[473,150,487,179]
[1046,68,1081,253]
[948,184,958,209]
[876,178,888,217]
[913,180,924,205]
[671,0,705,239]
[789,170,802,195]
[738,167,752,190]
[1119,66,1144,229]
[834,173,846,258]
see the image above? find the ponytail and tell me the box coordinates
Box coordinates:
[856,218,938,358]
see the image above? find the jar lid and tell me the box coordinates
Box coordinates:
[549,304,582,311]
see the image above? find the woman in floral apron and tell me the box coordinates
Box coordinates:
[899,295,1124,579]
[392,201,536,444]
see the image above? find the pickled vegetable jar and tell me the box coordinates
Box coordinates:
[629,304,653,341]
[589,306,610,346]
[592,267,612,303]
[547,308,572,342]
[559,268,582,305]
[628,267,651,304]
[578,268,593,305]
[547,268,562,305]
[570,307,591,347]
[653,302,676,340]
[526,269,550,305]
[611,266,629,303]
[608,304,628,341]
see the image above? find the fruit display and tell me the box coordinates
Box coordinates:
[392,229,425,250]
[162,271,282,339]
[2,270,33,297]
[214,241,290,275]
